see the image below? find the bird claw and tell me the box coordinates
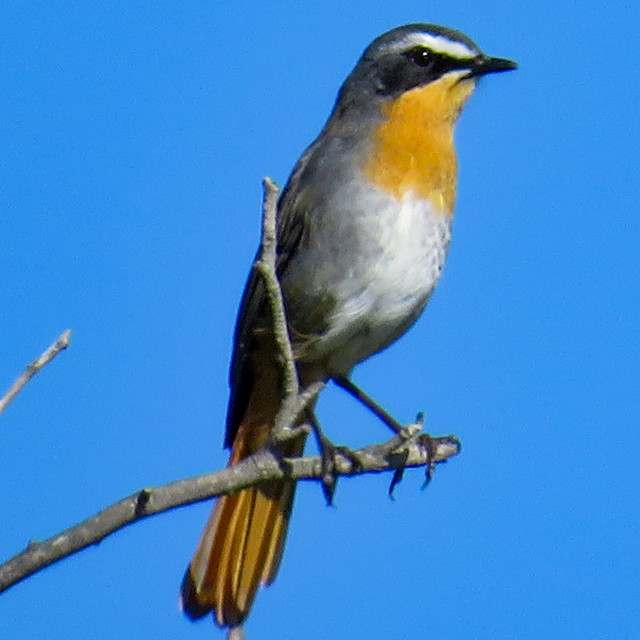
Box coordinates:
[307,415,365,505]
[388,430,435,497]
[317,437,364,505]
[418,433,437,489]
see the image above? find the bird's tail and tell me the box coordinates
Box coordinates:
[180,416,305,628]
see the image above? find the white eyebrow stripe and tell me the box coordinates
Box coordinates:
[384,33,478,59]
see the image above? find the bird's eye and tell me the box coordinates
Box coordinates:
[409,47,432,67]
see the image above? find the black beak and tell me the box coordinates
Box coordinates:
[470,55,518,78]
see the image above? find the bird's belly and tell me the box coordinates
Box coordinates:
[285,194,452,376]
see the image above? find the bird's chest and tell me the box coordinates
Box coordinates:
[284,192,452,373]
[333,194,451,331]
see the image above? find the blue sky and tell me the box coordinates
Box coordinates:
[2,2,639,638]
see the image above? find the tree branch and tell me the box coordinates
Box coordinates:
[0,329,72,417]
[0,431,460,594]
[254,177,318,444]
[0,179,463,601]
[254,178,298,400]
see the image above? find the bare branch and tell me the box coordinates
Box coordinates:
[0,430,460,595]
[254,178,296,397]
[0,330,72,417]
[0,181,463,603]
[253,177,311,445]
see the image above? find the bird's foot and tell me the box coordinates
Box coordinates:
[307,417,363,505]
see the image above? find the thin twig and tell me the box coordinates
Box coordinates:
[0,431,460,595]
[255,178,298,399]
[0,330,72,417]
[227,627,245,640]
[254,177,310,445]
[272,380,326,444]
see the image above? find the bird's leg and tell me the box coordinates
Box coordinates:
[307,410,364,505]
[333,378,436,494]
[333,376,407,435]
[307,412,338,505]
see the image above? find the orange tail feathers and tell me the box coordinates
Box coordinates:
[180,416,305,628]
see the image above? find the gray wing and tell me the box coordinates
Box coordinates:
[224,142,319,448]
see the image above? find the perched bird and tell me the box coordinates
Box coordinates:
[181,22,516,634]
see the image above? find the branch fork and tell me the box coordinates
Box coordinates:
[0,178,460,599]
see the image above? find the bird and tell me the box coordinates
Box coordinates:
[180,22,516,634]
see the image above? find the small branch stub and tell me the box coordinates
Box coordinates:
[0,329,72,417]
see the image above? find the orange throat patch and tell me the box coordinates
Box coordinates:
[364,74,476,214]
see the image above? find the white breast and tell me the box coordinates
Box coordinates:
[287,190,452,376]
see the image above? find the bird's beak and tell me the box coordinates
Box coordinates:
[470,55,518,77]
